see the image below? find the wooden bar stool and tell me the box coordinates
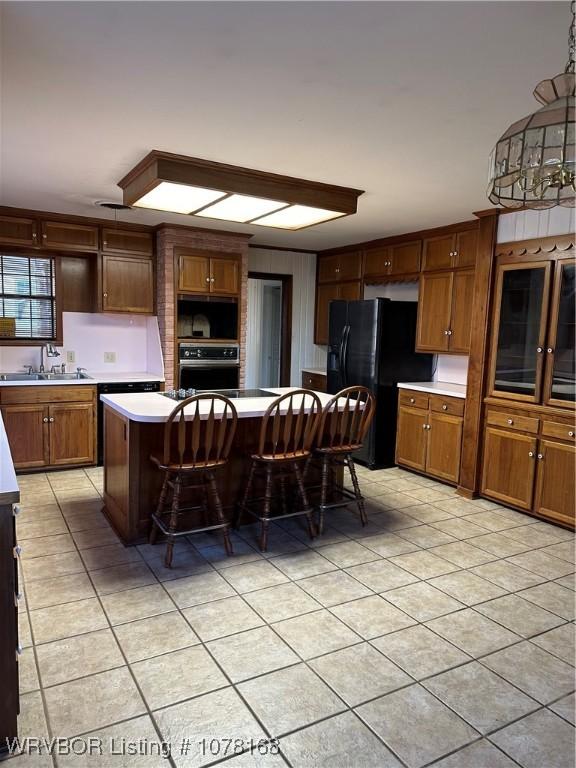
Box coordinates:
[149,393,238,567]
[306,386,376,534]
[235,389,322,551]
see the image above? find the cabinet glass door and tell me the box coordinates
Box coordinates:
[545,260,575,406]
[490,262,551,401]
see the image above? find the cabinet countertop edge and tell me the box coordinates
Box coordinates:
[302,368,327,376]
[0,412,19,504]
[398,381,467,399]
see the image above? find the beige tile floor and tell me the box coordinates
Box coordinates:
[7,464,576,768]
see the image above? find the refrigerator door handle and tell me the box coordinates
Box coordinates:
[342,324,351,387]
[338,327,346,379]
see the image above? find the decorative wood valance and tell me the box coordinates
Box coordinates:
[496,233,575,258]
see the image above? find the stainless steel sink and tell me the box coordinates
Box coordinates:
[39,373,93,380]
[0,373,43,381]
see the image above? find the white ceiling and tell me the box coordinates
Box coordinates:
[0,1,569,250]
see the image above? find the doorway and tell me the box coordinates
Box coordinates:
[246,272,292,388]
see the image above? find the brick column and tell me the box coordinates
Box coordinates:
[155,225,251,390]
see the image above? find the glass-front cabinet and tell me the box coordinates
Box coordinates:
[544,259,575,407]
[489,257,575,407]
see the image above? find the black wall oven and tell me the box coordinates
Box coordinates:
[178,343,240,391]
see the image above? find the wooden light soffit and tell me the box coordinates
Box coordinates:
[118,150,364,223]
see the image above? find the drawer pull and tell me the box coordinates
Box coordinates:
[547,348,553,354]
[410,397,415,403]
[569,431,574,437]
[43,417,49,423]
[528,451,534,458]
[537,453,543,460]
[442,404,448,411]
[507,418,513,425]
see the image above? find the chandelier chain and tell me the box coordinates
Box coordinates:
[566,0,575,74]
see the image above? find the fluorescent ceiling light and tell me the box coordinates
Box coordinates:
[133,182,225,214]
[195,194,287,222]
[118,151,364,229]
[252,205,346,230]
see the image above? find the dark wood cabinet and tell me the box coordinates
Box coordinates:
[364,242,421,280]
[395,390,465,484]
[317,252,362,283]
[102,255,154,314]
[0,386,96,470]
[0,499,19,754]
[422,229,478,271]
[102,228,153,256]
[416,269,475,354]
[0,215,38,247]
[314,281,361,345]
[543,258,575,409]
[534,439,575,528]
[178,253,240,296]
[481,426,537,510]
[301,370,327,392]
[455,229,478,268]
[41,221,99,252]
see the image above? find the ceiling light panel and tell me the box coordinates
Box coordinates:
[252,205,347,229]
[195,194,287,222]
[133,182,226,214]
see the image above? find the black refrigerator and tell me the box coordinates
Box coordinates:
[327,298,434,469]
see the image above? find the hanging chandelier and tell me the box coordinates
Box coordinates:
[488,2,575,209]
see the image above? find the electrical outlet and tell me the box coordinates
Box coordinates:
[66,351,76,364]
[104,352,116,364]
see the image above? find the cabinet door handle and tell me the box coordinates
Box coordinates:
[12,505,20,516]
[444,330,449,336]
[507,418,513,425]
[43,417,49,423]
[442,404,448,411]
[528,451,534,458]
[205,277,210,282]
[14,545,22,559]
[547,348,554,354]
[537,453,543,460]
[410,397,415,403]
[447,329,452,336]
[211,277,215,283]
[49,417,54,423]
[536,347,544,353]
[422,423,427,429]
[569,431,574,437]
[103,292,108,298]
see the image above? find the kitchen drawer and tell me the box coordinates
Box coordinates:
[302,371,326,393]
[0,385,96,405]
[399,390,429,410]
[429,395,465,417]
[541,420,576,443]
[486,409,539,435]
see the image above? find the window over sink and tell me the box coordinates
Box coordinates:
[0,253,57,341]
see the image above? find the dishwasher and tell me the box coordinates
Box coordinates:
[97,380,162,464]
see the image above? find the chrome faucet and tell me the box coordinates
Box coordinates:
[39,343,60,373]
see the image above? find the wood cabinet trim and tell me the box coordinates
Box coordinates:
[542,258,575,411]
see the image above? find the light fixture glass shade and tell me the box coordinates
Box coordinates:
[488,72,575,209]
[133,182,226,214]
[252,204,346,229]
[195,194,287,222]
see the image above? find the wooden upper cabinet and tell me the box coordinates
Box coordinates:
[395,406,427,471]
[455,229,478,268]
[41,221,98,252]
[317,252,362,283]
[1,404,48,468]
[449,269,475,354]
[102,255,154,314]
[179,255,209,292]
[481,426,537,510]
[422,234,454,272]
[389,241,421,276]
[210,257,239,295]
[416,271,452,352]
[48,403,95,466]
[102,228,153,256]
[0,215,38,247]
[534,438,575,528]
[364,247,389,278]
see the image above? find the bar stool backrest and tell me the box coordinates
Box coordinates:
[162,394,238,468]
[317,386,375,450]
[257,389,322,459]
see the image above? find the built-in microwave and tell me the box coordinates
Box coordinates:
[177,295,238,341]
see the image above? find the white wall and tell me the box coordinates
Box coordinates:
[497,207,574,242]
[247,248,324,385]
[0,312,164,375]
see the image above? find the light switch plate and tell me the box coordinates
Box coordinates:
[104,352,116,363]
[66,351,76,363]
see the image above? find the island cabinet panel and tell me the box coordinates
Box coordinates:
[415,272,452,352]
[48,403,95,466]
[102,255,154,314]
[534,439,575,528]
[0,405,48,468]
[395,389,466,484]
[103,407,130,540]
[102,228,153,256]
[481,427,537,510]
[41,220,99,251]
[0,215,38,247]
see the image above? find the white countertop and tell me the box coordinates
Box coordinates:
[302,368,327,376]
[0,412,19,505]
[397,381,467,399]
[101,387,337,423]
[0,371,164,387]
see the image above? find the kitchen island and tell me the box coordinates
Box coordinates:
[101,388,336,544]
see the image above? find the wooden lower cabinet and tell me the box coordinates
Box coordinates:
[534,439,575,528]
[395,392,464,484]
[0,387,96,470]
[301,370,327,392]
[481,427,537,510]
